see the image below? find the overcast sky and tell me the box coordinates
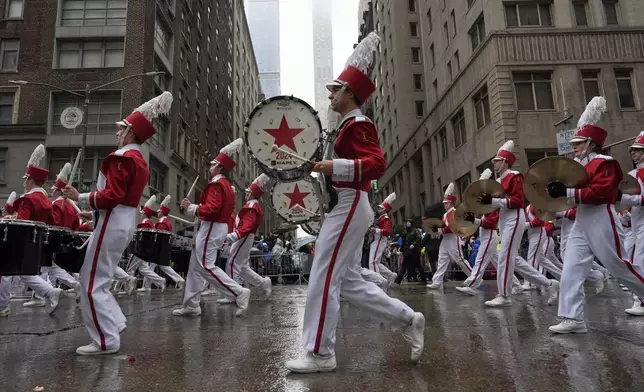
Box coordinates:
[279,0,360,106]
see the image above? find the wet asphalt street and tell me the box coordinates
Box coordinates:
[1,280,643,392]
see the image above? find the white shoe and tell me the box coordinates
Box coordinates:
[426,283,442,289]
[172,306,202,316]
[202,289,217,296]
[402,312,425,362]
[485,295,512,307]
[547,280,559,306]
[76,343,119,356]
[137,287,151,293]
[0,306,9,316]
[217,298,235,305]
[235,288,251,317]
[455,286,478,296]
[511,285,525,295]
[620,283,630,292]
[594,279,604,294]
[285,352,337,373]
[23,299,46,308]
[47,288,64,315]
[118,323,127,333]
[549,318,587,334]
[625,301,644,316]
[262,277,272,297]
[126,277,137,295]
[176,280,186,290]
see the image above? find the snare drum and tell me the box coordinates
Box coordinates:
[245,95,322,182]
[271,178,320,225]
[0,219,47,275]
[54,232,91,273]
[131,229,173,266]
[42,226,74,267]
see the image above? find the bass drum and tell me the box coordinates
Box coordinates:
[245,95,322,182]
[271,178,320,225]
[301,219,320,236]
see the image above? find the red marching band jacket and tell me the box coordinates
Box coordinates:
[49,197,80,231]
[525,204,545,228]
[234,200,264,239]
[155,216,172,231]
[374,214,392,238]
[15,189,52,223]
[227,212,236,233]
[331,114,386,192]
[196,175,235,223]
[495,171,525,210]
[480,209,500,231]
[544,221,555,237]
[441,208,455,234]
[137,218,154,229]
[567,155,622,205]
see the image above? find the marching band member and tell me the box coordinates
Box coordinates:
[547,97,644,333]
[1,192,18,315]
[426,183,472,289]
[520,205,563,284]
[368,193,397,282]
[64,91,172,354]
[153,195,185,289]
[173,139,251,317]
[618,130,644,315]
[218,173,273,304]
[478,141,559,307]
[126,195,167,293]
[285,33,425,373]
[456,169,521,295]
[48,163,82,297]
[0,145,64,316]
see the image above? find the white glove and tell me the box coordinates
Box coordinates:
[226,232,239,243]
[186,204,198,217]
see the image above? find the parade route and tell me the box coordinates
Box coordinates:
[1,282,643,392]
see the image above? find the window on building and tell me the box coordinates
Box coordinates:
[5,0,23,18]
[429,43,435,68]
[615,69,635,108]
[427,7,433,31]
[413,74,423,90]
[52,91,122,134]
[151,117,169,149]
[443,22,449,45]
[473,85,490,130]
[176,174,181,202]
[0,148,6,184]
[454,51,460,73]
[469,15,486,51]
[408,0,417,12]
[573,1,589,26]
[438,127,448,160]
[452,109,467,148]
[447,61,453,81]
[0,92,14,124]
[411,47,421,63]
[57,40,124,69]
[155,17,171,59]
[504,2,552,27]
[513,71,554,110]
[410,22,419,37]
[603,0,619,25]
[450,10,456,37]
[0,40,19,72]
[415,101,425,117]
[581,70,601,103]
[149,158,167,194]
[526,149,558,167]
[456,173,471,200]
[433,79,438,100]
[60,0,128,26]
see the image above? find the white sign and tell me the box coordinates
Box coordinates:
[556,129,577,155]
[60,106,83,129]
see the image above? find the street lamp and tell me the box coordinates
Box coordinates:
[9,71,164,186]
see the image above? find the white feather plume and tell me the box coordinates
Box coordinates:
[6,191,16,206]
[578,96,607,129]
[345,32,380,74]
[220,138,244,156]
[253,173,273,191]
[639,130,644,138]
[133,91,173,121]
[231,186,237,193]
[56,162,72,181]
[479,168,493,180]
[444,182,455,198]
[160,194,171,208]
[28,144,46,167]
[144,195,157,209]
[499,140,514,154]
[381,192,396,206]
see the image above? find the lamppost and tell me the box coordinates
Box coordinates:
[9,71,164,186]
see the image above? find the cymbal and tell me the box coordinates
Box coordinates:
[523,156,587,213]
[614,202,629,213]
[620,174,641,195]
[449,204,478,237]
[422,217,443,233]
[462,179,505,215]
[532,206,557,222]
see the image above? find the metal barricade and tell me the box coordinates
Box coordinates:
[249,251,307,284]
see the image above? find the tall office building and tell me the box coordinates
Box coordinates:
[362,0,644,223]
[312,0,334,127]
[245,0,281,98]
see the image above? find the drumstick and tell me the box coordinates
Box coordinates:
[168,213,194,225]
[271,145,313,164]
[299,207,320,217]
[186,176,199,199]
[63,149,82,207]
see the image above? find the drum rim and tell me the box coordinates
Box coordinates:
[244,95,323,177]
[0,219,47,227]
[270,177,320,224]
[46,226,73,232]
[136,228,171,234]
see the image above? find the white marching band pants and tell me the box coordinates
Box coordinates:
[369,236,398,281]
[463,228,521,289]
[431,233,472,285]
[225,234,264,287]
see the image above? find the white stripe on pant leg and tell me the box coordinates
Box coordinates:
[158,265,184,283]
[557,227,595,320]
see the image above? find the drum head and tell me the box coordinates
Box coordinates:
[245,96,322,182]
[302,220,320,235]
[271,178,320,224]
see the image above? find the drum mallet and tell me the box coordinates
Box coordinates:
[271,144,313,164]
[180,175,200,213]
[168,213,194,225]
[298,206,320,218]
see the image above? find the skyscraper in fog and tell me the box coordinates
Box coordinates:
[245,0,281,98]
[312,0,334,128]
